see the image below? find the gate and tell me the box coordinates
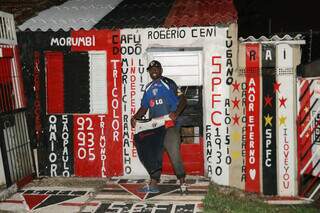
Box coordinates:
[297,78,320,201]
[0,11,34,189]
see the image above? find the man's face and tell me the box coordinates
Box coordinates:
[148,66,162,80]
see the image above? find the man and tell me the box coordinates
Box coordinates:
[131,60,187,193]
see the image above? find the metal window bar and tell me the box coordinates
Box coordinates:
[12,48,25,108]
[0,53,25,113]
[1,111,34,186]
[0,11,17,45]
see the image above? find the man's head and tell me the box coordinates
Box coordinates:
[147,60,163,80]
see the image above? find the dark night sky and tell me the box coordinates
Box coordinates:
[234,0,320,37]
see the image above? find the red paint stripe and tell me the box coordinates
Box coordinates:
[1,200,24,204]
[106,30,123,176]
[34,51,42,144]
[0,47,14,57]
[16,175,33,188]
[299,79,312,175]
[73,115,107,177]
[0,57,14,112]
[71,30,123,176]
[59,202,99,206]
[245,43,260,193]
[163,139,204,175]
[13,47,27,108]
[45,52,64,113]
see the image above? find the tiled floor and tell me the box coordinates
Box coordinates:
[0,176,209,212]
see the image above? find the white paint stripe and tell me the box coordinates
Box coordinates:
[95,194,138,199]
[203,35,230,186]
[309,182,320,199]
[12,48,22,109]
[266,199,313,205]
[298,79,307,91]
[277,44,296,196]
[0,48,2,57]
[88,51,107,113]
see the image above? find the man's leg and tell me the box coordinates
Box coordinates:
[164,127,186,185]
[135,126,165,193]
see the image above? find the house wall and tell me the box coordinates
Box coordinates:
[17,25,304,196]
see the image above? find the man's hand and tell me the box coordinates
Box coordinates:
[131,117,137,128]
[131,107,147,129]
[169,112,177,121]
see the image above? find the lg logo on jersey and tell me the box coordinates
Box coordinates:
[149,99,163,107]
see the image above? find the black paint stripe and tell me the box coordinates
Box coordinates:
[299,90,314,116]
[261,44,277,195]
[64,52,90,113]
[300,98,318,125]
[42,115,74,176]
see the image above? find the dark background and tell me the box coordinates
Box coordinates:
[234,0,320,63]
[234,0,320,37]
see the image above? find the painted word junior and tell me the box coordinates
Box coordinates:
[50,36,95,47]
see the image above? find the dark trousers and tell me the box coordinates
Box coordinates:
[134,126,166,180]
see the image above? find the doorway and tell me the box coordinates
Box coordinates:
[148,49,204,175]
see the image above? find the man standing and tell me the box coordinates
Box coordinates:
[131,60,187,193]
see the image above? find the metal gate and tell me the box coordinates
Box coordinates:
[297,78,320,201]
[0,11,34,189]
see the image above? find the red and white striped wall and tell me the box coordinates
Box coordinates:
[297,77,320,198]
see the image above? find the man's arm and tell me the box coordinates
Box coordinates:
[131,107,148,128]
[169,93,187,121]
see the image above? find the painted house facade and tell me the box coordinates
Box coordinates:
[14,0,311,197]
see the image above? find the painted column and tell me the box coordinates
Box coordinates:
[245,43,261,193]
[277,44,296,196]
[261,44,277,195]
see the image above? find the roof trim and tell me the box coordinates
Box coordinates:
[239,34,305,44]
[18,0,123,31]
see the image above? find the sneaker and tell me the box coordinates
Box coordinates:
[138,185,159,193]
[180,183,188,195]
